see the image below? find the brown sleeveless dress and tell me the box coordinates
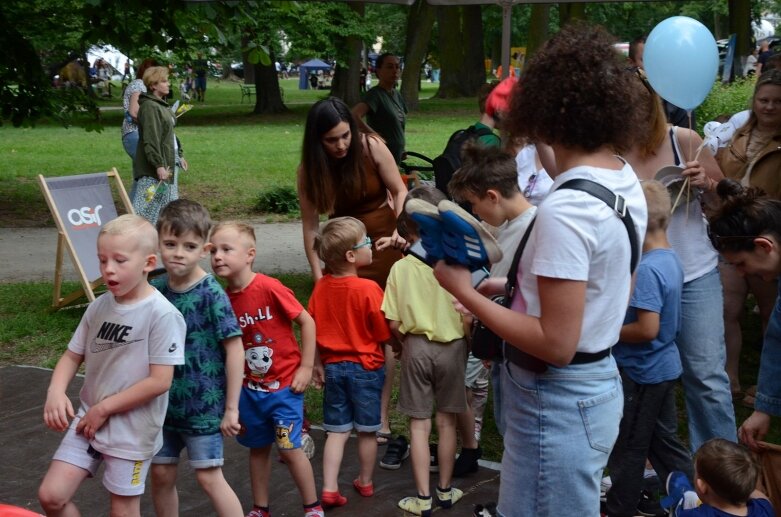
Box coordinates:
[331,140,403,289]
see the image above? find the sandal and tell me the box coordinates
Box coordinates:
[376,430,392,445]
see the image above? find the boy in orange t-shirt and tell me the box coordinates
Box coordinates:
[307,216,393,509]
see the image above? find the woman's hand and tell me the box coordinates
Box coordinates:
[739,410,772,451]
[375,230,407,251]
[156,166,171,181]
[682,160,715,191]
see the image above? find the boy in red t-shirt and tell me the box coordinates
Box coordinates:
[210,222,323,517]
[307,216,393,509]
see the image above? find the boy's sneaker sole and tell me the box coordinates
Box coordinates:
[438,200,503,269]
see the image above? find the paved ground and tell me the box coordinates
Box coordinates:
[1,366,500,516]
[0,222,310,283]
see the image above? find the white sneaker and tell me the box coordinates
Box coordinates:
[301,432,315,460]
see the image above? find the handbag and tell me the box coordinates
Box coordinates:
[131,174,178,226]
[470,218,536,360]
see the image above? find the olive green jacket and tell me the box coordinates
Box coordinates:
[133,93,182,180]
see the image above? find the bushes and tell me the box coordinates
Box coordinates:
[696,78,754,132]
[256,185,299,214]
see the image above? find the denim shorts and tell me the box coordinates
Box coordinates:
[152,429,225,469]
[323,361,384,433]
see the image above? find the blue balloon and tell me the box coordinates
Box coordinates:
[644,16,719,111]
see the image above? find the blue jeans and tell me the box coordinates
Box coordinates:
[677,267,737,451]
[497,355,623,517]
[323,361,384,433]
[122,131,139,200]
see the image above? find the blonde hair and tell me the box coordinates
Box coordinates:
[142,66,169,90]
[100,214,158,255]
[313,217,366,268]
[642,180,671,232]
[211,221,256,248]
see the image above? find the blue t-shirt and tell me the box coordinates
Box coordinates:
[680,498,774,516]
[614,248,684,384]
[152,274,242,434]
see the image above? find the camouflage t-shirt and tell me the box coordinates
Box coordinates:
[152,274,241,434]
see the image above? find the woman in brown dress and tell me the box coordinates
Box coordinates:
[298,97,407,289]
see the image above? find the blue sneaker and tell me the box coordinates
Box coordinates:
[406,198,446,263]
[437,200,502,270]
[661,471,695,514]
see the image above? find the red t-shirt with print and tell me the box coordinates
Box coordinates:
[229,273,304,392]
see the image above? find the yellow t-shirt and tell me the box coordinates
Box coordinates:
[382,255,465,343]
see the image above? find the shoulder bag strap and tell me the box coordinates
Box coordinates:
[502,217,536,307]
[557,178,639,274]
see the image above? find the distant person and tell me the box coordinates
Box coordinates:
[38,215,186,517]
[352,53,407,164]
[121,58,157,187]
[360,66,368,93]
[745,47,758,76]
[210,222,324,517]
[132,66,188,225]
[629,35,696,129]
[307,217,392,509]
[757,40,774,75]
[123,60,130,81]
[193,52,208,102]
[149,200,245,517]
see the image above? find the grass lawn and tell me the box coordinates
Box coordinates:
[1,76,779,462]
[0,79,474,226]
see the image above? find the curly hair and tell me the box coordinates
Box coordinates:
[707,178,781,252]
[507,23,641,153]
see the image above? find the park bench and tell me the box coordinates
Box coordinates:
[240,83,256,103]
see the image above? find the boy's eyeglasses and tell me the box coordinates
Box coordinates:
[352,236,372,250]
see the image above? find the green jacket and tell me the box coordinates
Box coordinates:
[133,93,182,180]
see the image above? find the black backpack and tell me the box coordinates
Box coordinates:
[433,125,494,197]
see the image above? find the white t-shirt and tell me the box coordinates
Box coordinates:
[515,161,648,354]
[68,289,186,460]
[515,144,554,206]
[491,206,537,279]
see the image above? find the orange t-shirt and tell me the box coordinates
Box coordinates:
[307,275,390,371]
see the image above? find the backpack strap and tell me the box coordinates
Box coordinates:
[557,178,640,274]
[466,124,495,139]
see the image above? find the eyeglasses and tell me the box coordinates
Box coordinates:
[352,236,372,250]
[707,228,758,250]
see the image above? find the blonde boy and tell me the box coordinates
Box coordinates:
[307,217,392,508]
[210,222,323,517]
[38,214,186,517]
[150,200,244,517]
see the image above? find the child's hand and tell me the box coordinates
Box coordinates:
[291,365,313,393]
[43,391,75,432]
[375,230,407,251]
[312,364,324,389]
[220,408,241,437]
[76,403,109,440]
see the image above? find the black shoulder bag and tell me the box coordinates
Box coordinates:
[480,178,640,371]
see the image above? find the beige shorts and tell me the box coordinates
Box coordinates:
[397,333,468,418]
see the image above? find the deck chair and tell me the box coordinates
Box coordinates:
[37,168,133,310]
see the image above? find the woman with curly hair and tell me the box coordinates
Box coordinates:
[707,180,781,453]
[433,24,647,515]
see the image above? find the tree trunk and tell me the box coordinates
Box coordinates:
[525,4,551,69]
[436,5,485,99]
[464,5,486,92]
[330,2,364,105]
[400,0,436,111]
[253,53,286,114]
[241,35,256,84]
[559,3,585,26]
[728,0,751,79]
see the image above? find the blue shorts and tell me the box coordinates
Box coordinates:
[323,361,384,433]
[152,429,224,469]
[194,77,207,91]
[237,386,304,450]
